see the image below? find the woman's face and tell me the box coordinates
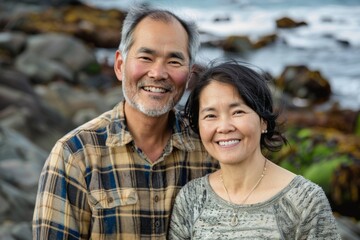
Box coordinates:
[198,80,267,165]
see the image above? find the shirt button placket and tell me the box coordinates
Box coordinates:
[151,165,162,235]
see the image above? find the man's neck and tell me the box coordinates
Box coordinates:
[124,103,172,163]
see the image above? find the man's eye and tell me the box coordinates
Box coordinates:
[169,60,182,66]
[139,56,152,61]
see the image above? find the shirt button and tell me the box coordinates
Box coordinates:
[107,197,113,203]
[154,195,159,202]
[155,220,160,228]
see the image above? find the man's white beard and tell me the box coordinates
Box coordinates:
[122,73,178,117]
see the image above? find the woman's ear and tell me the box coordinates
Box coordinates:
[261,118,268,133]
[114,50,124,82]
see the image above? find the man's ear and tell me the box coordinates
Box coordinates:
[114,50,124,81]
[187,63,206,91]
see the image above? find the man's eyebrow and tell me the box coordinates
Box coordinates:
[137,47,154,54]
[137,47,186,61]
[169,52,185,61]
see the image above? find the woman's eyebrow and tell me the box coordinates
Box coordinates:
[200,106,215,114]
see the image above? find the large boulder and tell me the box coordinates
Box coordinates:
[221,35,253,53]
[34,81,123,126]
[15,33,99,84]
[0,126,47,223]
[0,31,27,56]
[276,65,332,105]
[0,4,125,48]
[276,16,307,29]
[0,126,48,240]
[0,68,74,151]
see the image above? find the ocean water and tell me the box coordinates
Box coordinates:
[85,0,360,110]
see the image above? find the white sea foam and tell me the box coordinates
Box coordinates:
[87,0,360,109]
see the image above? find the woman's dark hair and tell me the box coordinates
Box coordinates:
[185,60,287,152]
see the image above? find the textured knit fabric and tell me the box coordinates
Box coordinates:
[169,175,341,240]
[32,101,219,240]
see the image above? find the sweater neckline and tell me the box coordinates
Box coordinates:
[205,174,302,209]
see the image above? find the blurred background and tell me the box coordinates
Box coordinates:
[0,0,359,239]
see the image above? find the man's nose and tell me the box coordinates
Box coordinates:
[148,61,169,80]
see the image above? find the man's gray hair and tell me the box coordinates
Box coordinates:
[118,5,200,66]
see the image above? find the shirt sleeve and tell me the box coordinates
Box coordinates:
[32,140,91,239]
[296,184,342,239]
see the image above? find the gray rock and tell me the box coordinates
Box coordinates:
[0,221,31,240]
[0,194,10,216]
[336,216,360,240]
[0,68,75,151]
[16,54,73,83]
[11,222,32,240]
[0,127,46,223]
[0,32,27,55]
[0,179,35,222]
[15,33,98,83]
[0,126,47,163]
[34,81,114,123]
[0,159,41,190]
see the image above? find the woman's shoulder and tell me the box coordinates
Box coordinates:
[287,175,327,199]
[274,175,331,216]
[175,175,211,212]
[179,174,210,195]
[267,162,326,203]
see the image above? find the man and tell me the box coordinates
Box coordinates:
[33,5,218,239]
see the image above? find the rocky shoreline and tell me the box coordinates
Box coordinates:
[0,1,359,239]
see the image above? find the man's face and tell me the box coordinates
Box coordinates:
[116,17,190,117]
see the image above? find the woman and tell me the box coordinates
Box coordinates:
[168,61,341,239]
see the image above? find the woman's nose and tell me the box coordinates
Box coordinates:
[216,119,236,133]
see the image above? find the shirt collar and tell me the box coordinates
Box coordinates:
[106,101,196,152]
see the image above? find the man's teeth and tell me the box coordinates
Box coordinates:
[218,140,239,146]
[143,86,166,93]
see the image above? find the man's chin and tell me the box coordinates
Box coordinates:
[141,108,170,117]
[126,97,177,117]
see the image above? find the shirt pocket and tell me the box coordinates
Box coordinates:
[88,188,138,210]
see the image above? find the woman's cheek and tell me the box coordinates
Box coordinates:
[199,122,213,142]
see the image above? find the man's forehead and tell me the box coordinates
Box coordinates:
[131,17,189,58]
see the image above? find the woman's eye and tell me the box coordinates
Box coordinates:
[234,110,245,115]
[204,114,216,119]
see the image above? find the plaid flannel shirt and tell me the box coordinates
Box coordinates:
[32,101,218,239]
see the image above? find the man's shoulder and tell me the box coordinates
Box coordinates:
[63,111,111,137]
[57,104,122,150]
